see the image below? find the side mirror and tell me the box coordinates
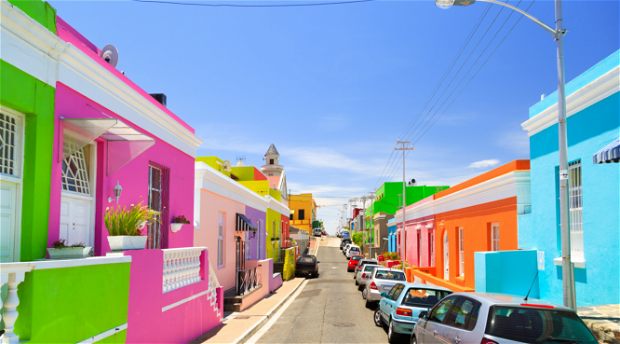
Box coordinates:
[380,292,387,297]
[418,311,428,319]
[316,261,320,264]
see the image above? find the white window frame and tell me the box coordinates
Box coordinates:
[458,227,464,277]
[491,223,500,252]
[568,161,583,261]
[430,232,435,267]
[0,106,25,262]
[218,212,225,268]
[256,220,261,260]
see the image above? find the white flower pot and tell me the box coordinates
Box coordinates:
[170,223,183,233]
[107,236,147,251]
[47,247,92,259]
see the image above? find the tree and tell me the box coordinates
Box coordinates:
[352,233,363,247]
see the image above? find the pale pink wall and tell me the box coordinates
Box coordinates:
[402,215,434,268]
[239,259,271,311]
[195,189,246,292]
[49,83,195,254]
[125,249,221,343]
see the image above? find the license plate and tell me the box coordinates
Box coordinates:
[382,285,394,291]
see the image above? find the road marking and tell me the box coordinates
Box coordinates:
[245,278,310,344]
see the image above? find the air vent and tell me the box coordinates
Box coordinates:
[150,93,167,107]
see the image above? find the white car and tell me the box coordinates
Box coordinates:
[346,245,361,258]
[343,244,352,254]
[362,268,407,308]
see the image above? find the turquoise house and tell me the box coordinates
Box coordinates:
[475,50,619,307]
[387,218,397,253]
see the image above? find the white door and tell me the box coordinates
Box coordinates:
[443,231,449,280]
[60,196,92,246]
[0,181,17,262]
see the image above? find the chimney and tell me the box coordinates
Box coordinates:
[150,93,167,107]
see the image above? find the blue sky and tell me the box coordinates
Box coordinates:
[50,0,619,233]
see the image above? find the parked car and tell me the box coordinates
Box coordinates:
[347,255,364,272]
[322,230,326,236]
[373,283,452,343]
[313,228,322,237]
[340,238,352,250]
[346,245,361,258]
[355,264,381,289]
[295,255,320,278]
[343,243,352,254]
[354,259,379,278]
[362,268,406,308]
[340,231,350,238]
[411,292,598,344]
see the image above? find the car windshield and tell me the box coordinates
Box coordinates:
[350,247,360,251]
[401,288,451,307]
[298,257,314,263]
[485,306,598,344]
[351,256,362,261]
[364,265,380,272]
[374,270,406,281]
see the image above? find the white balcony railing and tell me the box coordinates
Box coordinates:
[162,247,206,293]
[0,263,35,344]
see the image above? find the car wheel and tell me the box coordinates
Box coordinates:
[365,299,374,309]
[358,284,364,291]
[374,309,383,327]
[410,334,417,344]
[355,280,359,285]
[388,320,399,344]
[362,288,368,299]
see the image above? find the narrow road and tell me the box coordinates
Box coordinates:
[255,236,390,343]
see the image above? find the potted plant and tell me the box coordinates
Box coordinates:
[105,202,158,251]
[47,239,92,259]
[170,215,190,233]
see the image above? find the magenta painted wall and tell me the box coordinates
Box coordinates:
[195,189,246,292]
[56,16,194,133]
[245,206,267,261]
[124,249,221,343]
[402,216,435,268]
[48,83,195,254]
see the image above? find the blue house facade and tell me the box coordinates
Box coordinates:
[387,218,397,253]
[518,50,620,307]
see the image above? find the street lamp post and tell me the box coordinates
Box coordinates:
[435,0,575,309]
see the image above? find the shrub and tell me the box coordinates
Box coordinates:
[352,233,363,247]
[105,201,157,236]
[171,215,191,224]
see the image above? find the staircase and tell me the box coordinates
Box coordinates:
[207,263,223,322]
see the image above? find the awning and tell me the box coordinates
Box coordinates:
[60,117,155,175]
[593,138,620,164]
[236,213,257,232]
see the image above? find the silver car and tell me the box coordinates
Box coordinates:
[362,268,407,308]
[412,292,598,344]
[354,259,378,278]
[346,245,361,258]
[356,263,381,290]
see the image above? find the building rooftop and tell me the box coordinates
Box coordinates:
[265,143,279,156]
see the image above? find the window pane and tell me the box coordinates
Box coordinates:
[429,297,456,323]
[446,297,477,329]
[402,289,451,307]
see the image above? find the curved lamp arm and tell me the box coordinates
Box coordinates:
[478,0,558,37]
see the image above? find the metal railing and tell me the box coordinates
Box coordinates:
[237,266,259,296]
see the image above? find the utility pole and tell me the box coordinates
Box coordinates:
[395,140,413,262]
[367,192,376,257]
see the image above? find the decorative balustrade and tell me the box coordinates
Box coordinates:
[236,266,259,296]
[0,263,35,344]
[162,247,206,293]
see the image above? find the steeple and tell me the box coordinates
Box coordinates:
[261,143,283,177]
[265,143,279,156]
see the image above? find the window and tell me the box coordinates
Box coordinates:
[418,232,422,265]
[148,164,169,249]
[269,159,274,165]
[289,214,293,220]
[402,288,452,308]
[0,112,22,177]
[458,228,464,277]
[218,212,225,267]
[392,284,405,300]
[446,297,481,330]
[298,209,305,220]
[491,223,500,252]
[256,220,261,259]
[569,161,583,260]
[429,297,457,323]
[429,233,435,267]
[61,147,91,195]
[387,285,399,300]
[245,232,250,260]
[374,270,406,281]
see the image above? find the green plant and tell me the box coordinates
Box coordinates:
[171,215,191,224]
[70,242,85,248]
[352,233,363,247]
[105,201,155,236]
[52,239,67,249]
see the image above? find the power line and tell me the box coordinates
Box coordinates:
[132,0,375,7]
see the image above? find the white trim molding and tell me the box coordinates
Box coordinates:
[0,256,132,271]
[162,289,209,312]
[266,195,290,217]
[522,66,620,137]
[194,162,269,230]
[76,323,128,344]
[553,257,585,269]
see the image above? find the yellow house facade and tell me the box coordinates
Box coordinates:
[289,194,316,234]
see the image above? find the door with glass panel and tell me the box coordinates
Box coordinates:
[0,110,23,262]
[147,165,162,249]
[60,145,95,247]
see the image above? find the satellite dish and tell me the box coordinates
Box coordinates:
[222,160,232,172]
[100,45,119,67]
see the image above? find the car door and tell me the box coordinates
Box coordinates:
[419,296,459,344]
[440,297,482,344]
[381,284,402,321]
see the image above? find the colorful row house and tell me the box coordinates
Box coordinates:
[289,193,317,234]
[476,50,619,307]
[395,160,532,293]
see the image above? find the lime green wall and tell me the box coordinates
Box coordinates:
[230,166,255,181]
[196,156,231,177]
[15,263,130,343]
[239,180,269,197]
[0,60,55,261]
[268,188,281,202]
[7,0,57,34]
[265,208,281,259]
[282,248,296,280]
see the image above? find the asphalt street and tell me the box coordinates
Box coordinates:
[255,236,392,344]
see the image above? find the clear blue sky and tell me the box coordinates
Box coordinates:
[50,0,619,233]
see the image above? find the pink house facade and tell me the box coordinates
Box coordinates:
[395,196,437,268]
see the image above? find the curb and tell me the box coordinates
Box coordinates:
[232,278,307,344]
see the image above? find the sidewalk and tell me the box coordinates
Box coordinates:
[578,304,620,344]
[189,277,306,344]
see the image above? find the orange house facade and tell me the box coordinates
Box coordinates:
[396,160,531,291]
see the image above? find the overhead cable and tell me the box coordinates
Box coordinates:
[132,0,375,7]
